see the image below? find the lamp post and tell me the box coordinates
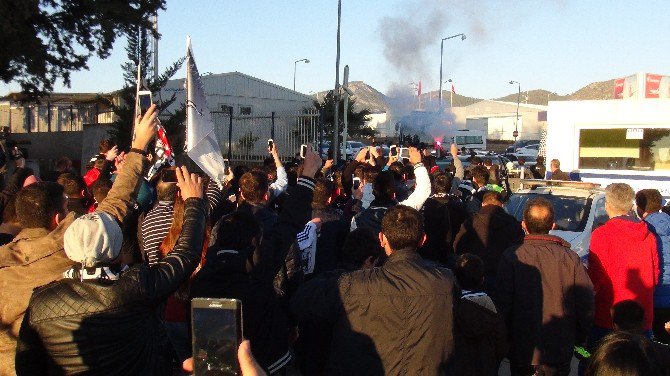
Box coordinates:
[293,58,310,91]
[509,80,521,141]
[439,33,466,110]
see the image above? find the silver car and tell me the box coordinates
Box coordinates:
[504,183,607,263]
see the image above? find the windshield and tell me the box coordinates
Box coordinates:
[504,193,593,232]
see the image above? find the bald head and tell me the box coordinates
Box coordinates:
[522,197,554,234]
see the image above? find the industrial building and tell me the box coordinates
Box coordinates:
[451,100,547,141]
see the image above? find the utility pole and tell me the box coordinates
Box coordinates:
[332,0,342,160]
[342,65,349,160]
[152,12,158,83]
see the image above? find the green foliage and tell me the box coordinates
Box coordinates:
[106,27,185,151]
[0,0,165,98]
[312,91,375,140]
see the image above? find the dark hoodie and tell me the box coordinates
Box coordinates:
[191,177,316,374]
[588,215,659,330]
[454,205,525,278]
[454,290,508,376]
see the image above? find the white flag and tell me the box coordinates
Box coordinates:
[185,37,227,187]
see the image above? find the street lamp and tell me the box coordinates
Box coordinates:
[439,33,466,110]
[293,58,310,91]
[509,80,521,141]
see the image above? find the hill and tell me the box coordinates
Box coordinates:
[313,77,620,111]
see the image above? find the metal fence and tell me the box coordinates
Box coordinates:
[211,109,320,163]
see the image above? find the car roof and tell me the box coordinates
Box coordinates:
[514,185,604,198]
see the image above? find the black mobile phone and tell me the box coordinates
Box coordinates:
[138,91,153,116]
[353,176,361,190]
[390,145,398,158]
[300,144,307,159]
[161,169,177,183]
[268,139,274,151]
[223,159,230,175]
[191,298,243,376]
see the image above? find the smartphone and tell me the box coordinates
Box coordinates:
[223,158,230,175]
[267,139,274,151]
[191,298,243,376]
[400,147,410,160]
[390,145,398,158]
[161,168,177,183]
[353,176,361,190]
[300,144,307,159]
[138,90,153,116]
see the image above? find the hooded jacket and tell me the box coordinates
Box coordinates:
[192,178,315,374]
[645,211,670,308]
[454,291,508,376]
[454,205,525,278]
[589,216,659,329]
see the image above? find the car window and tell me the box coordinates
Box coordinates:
[592,196,608,231]
[505,193,593,232]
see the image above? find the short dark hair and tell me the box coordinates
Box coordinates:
[381,205,424,250]
[388,161,404,181]
[373,171,396,202]
[240,170,269,204]
[635,189,663,214]
[585,331,661,376]
[91,178,113,204]
[471,165,489,186]
[454,254,484,290]
[15,182,66,229]
[432,173,452,194]
[612,300,645,332]
[54,156,72,171]
[57,173,86,198]
[482,191,503,206]
[523,197,554,234]
[214,211,261,252]
[341,228,383,268]
[99,139,115,154]
[312,179,334,209]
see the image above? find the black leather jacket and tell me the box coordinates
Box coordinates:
[15,198,207,376]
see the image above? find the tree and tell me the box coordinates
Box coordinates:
[0,0,166,98]
[106,27,184,151]
[312,91,375,140]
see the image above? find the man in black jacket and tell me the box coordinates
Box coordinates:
[454,191,524,292]
[15,107,209,375]
[292,205,456,376]
[495,197,594,376]
[190,147,322,375]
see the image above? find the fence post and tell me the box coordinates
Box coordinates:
[228,107,233,160]
[271,111,275,140]
[318,110,324,158]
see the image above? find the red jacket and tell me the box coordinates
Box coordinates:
[588,216,659,330]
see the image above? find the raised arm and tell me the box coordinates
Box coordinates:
[399,147,431,211]
[143,167,207,303]
[97,105,157,224]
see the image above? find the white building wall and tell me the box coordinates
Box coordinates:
[546,99,670,196]
[160,72,314,115]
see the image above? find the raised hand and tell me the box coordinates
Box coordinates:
[176,166,204,200]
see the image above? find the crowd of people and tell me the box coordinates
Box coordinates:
[0,104,669,375]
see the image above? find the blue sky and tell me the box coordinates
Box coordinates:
[4,0,669,99]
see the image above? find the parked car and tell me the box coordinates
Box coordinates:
[505,139,541,153]
[504,181,606,262]
[513,144,540,159]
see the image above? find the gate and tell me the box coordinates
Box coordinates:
[211,109,320,163]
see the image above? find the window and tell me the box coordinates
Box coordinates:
[220,104,233,114]
[239,105,252,116]
[578,128,670,171]
[505,193,592,232]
